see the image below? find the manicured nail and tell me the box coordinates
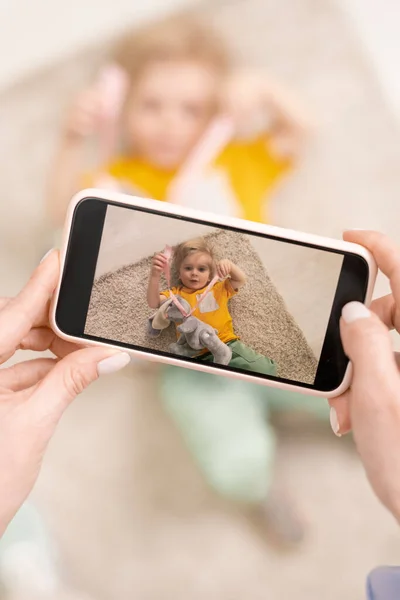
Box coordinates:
[342,301,371,324]
[330,407,341,437]
[40,249,55,263]
[97,352,131,375]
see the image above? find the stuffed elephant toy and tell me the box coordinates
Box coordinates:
[148,296,232,366]
[166,297,232,366]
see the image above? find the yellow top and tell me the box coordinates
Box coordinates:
[98,136,291,223]
[160,279,238,344]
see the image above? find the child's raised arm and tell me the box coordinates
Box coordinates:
[221,70,311,159]
[147,253,168,308]
[46,86,104,227]
[217,260,246,291]
[262,77,311,158]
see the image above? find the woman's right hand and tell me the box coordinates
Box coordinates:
[329,230,400,520]
[151,253,167,277]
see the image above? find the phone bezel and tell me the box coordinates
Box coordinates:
[51,190,377,397]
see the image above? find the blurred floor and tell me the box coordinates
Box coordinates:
[1,0,400,598]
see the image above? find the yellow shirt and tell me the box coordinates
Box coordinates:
[160,279,238,345]
[101,136,290,223]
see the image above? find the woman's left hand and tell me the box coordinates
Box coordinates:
[0,250,130,535]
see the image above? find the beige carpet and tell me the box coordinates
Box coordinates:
[1,0,400,599]
[86,230,317,382]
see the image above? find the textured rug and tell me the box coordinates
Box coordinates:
[85,229,318,382]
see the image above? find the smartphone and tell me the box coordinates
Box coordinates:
[51,189,377,398]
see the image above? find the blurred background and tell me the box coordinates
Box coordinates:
[1,0,400,598]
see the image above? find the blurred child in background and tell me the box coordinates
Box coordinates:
[47,13,306,223]
[47,13,326,546]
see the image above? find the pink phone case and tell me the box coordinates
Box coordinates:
[50,189,378,398]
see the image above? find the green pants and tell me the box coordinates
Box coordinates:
[200,339,277,376]
[0,503,57,586]
[160,364,329,505]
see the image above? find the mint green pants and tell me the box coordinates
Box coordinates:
[201,339,277,376]
[0,503,57,590]
[160,366,329,504]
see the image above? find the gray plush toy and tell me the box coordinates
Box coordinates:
[148,296,232,366]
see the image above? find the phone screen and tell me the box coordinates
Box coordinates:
[55,197,369,392]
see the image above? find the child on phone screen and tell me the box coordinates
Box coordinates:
[148,238,277,375]
[47,13,325,546]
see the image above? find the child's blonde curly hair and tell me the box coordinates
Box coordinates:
[113,12,231,85]
[173,237,216,282]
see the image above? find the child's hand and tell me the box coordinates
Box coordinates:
[220,70,268,133]
[220,70,311,153]
[217,259,233,279]
[64,86,104,140]
[151,253,167,277]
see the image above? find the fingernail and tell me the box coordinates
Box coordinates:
[330,407,341,437]
[97,352,131,375]
[40,248,55,263]
[342,301,371,324]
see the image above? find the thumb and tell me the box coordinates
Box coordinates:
[341,302,398,391]
[30,347,131,423]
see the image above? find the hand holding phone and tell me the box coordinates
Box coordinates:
[51,190,377,398]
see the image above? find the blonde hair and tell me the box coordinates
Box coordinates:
[173,237,216,280]
[113,13,231,83]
